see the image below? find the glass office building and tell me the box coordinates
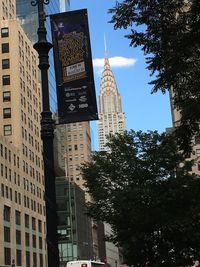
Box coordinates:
[16,0,70,111]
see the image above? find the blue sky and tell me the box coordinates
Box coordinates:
[70,0,172,150]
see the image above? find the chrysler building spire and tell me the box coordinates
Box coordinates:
[104,33,108,58]
[98,40,126,151]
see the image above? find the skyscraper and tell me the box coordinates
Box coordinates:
[16,0,70,112]
[54,121,97,259]
[0,2,46,266]
[60,0,70,12]
[98,45,126,151]
[97,43,126,267]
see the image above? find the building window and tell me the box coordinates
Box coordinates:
[4,125,12,136]
[4,247,11,265]
[1,28,9,37]
[4,205,10,222]
[33,252,37,267]
[3,91,11,102]
[32,217,36,230]
[1,183,4,196]
[3,108,11,119]
[25,214,29,228]
[39,254,43,267]
[16,249,22,266]
[32,234,36,248]
[26,251,30,267]
[80,144,84,150]
[2,43,9,53]
[2,75,10,85]
[4,226,10,242]
[39,236,43,249]
[25,232,30,247]
[2,59,10,69]
[16,230,21,245]
[15,210,21,225]
[38,220,42,232]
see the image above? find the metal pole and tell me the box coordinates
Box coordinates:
[31,1,59,267]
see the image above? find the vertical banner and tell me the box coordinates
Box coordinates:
[50,9,98,124]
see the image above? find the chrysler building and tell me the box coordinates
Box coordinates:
[98,44,126,151]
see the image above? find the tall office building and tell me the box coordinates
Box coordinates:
[0,2,46,266]
[97,45,126,267]
[59,122,92,189]
[54,121,100,260]
[98,47,126,151]
[60,0,70,12]
[16,0,70,112]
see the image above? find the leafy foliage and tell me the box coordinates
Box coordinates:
[108,0,200,153]
[81,131,200,267]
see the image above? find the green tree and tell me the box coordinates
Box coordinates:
[108,0,200,153]
[81,131,200,267]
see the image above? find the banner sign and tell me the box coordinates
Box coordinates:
[50,9,98,124]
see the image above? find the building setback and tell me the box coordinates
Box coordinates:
[0,2,46,266]
[97,44,126,267]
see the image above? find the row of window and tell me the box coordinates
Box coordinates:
[4,206,43,229]
[4,248,44,267]
[67,133,84,141]
[0,143,20,166]
[21,110,40,137]
[1,156,43,184]
[22,157,42,175]
[1,185,44,214]
[1,161,43,187]
[1,184,21,204]
[23,177,43,198]
[24,195,44,215]
[68,143,84,151]
[22,143,41,165]
[19,46,37,78]
[20,76,40,99]
[2,1,15,20]
[4,227,43,249]
[66,122,84,131]
[19,75,41,108]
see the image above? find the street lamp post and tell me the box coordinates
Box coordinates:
[30,1,59,267]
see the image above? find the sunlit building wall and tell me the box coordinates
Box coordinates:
[0,6,46,266]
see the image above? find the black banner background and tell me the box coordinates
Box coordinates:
[50,9,98,124]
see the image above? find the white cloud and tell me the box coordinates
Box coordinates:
[93,56,137,69]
